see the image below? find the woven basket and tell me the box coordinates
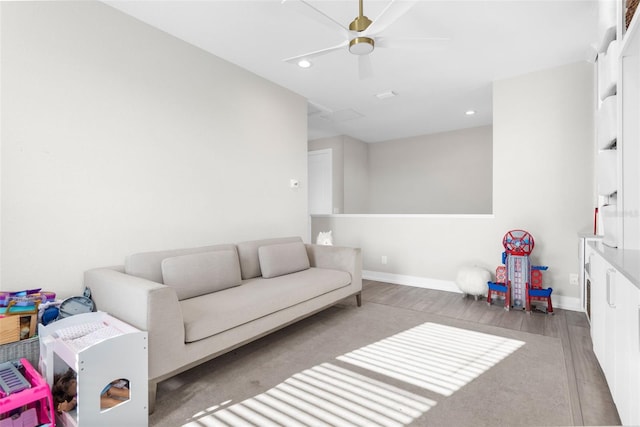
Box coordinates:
[627,0,639,29]
[0,336,40,368]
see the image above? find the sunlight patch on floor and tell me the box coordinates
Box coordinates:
[337,322,525,396]
[183,363,436,427]
[183,322,524,426]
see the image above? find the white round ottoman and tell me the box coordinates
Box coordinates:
[456,266,491,300]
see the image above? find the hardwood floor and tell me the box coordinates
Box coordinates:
[361,280,621,426]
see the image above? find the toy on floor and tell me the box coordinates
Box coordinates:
[455,266,491,299]
[0,359,55,427]
[487,267,510,310]
[0,289,56,307]
[52,369,77,413]
[528,266,554,314]
[52,368,130,413]
[487,229,553,314]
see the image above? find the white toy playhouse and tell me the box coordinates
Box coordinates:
[38,311,148,427]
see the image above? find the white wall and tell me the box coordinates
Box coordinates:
[1,2,308,297]
[312,61,594,308]
[343,136,369,214]
[312,126,492,214]
[368,126,492,214]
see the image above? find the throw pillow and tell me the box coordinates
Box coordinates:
[258,242,310,279]
[161,249,242,300]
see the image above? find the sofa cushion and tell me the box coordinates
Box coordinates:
[161,250,242,300]
[236,237,302,280]
[258,242,310,279]
[180,267,351,342]
[125,244,236,283]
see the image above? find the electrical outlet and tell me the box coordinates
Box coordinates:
[381,255,388,265]
[569,273,579,286]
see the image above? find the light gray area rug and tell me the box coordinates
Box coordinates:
[150,301,571,427]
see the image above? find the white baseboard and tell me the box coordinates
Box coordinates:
[363,270,462,293]
[551,295,583,312]
[363,270,583,312]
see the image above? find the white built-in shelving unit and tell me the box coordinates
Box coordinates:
[596,0,620,247]
[588,2,640,425]
[618,0,640,250]
[596,0,640,249]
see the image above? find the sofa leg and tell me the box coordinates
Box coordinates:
[356,292,362,307]
[148,381,158,414]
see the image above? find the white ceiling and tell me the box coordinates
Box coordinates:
[106,0,598,143]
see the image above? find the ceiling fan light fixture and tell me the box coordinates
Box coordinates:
[349,37,375,55]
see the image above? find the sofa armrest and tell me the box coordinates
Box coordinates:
[84,267,185,380]
[305,244,362,290]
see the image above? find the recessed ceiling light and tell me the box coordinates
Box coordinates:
[297,59,312,69]
[465,110,476,116]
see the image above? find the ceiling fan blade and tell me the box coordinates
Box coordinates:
[364,0,418,36]
[375,37,450,50]
[282,0,350,37]
[283,40,349,64]
[358,55,373,80]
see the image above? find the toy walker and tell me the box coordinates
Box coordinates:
[487,229,553,314]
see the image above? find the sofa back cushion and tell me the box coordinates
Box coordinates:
[125,244,236,283]
[258,242,310,279]
[236,237,302,279]
[161,250,242,300]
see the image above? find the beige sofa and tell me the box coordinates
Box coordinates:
[84,236,362,411]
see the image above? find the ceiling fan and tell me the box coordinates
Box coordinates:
[282,0,448,79]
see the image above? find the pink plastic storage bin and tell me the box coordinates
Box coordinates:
[0,358,54,427]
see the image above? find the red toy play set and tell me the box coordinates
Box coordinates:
[487,229,554,314]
